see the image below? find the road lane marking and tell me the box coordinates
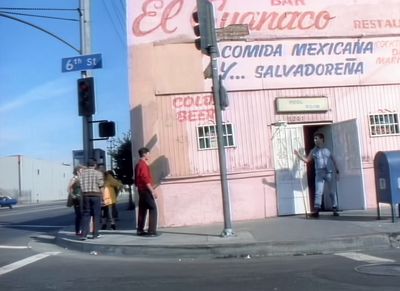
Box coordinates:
[0,252,60,276]
[0,245,30,249]
[0,224,66,228]
[335,252,395,263]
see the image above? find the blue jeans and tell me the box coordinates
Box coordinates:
[314,170,337,209]
[81,195,102,237]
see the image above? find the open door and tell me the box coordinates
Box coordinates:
[329,119,366,210]
[272,125,310,215]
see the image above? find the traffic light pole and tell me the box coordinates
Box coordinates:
[79,0,94,166]
[210,48,234,237]
[194,0,234,237]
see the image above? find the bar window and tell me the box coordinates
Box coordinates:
[369,112,400,137]
[197,123,236,150]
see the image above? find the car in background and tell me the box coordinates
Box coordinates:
[0,195,17,209]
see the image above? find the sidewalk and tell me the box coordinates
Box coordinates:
[55,203,400,259]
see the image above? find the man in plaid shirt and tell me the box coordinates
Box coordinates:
[79,159,104,240]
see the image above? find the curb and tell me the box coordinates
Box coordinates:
[55,232,397,259]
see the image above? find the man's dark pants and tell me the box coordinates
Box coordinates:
[137,189,158,234]
[81,194,102,237]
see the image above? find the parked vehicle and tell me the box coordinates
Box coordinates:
[0,196,17,209]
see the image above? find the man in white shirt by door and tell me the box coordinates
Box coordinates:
[294,132,340,218]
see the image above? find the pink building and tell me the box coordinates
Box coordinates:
[127,0,400,227]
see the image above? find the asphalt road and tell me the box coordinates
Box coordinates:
[0,202,399,291]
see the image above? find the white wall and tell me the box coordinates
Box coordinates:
[0,156,72,203]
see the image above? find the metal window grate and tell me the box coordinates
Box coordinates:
[196,123,236,150]
[369,112,400,137]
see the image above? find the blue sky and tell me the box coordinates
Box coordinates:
[0,0,129,165]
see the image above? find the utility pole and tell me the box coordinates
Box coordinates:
[210,49,233,237]
[193,0,234,237]
[79,0,93,165]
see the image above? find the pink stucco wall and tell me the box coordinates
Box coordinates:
[158,170,277,227]
[127,1,400,227]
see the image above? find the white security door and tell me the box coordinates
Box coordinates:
[331,119,366,210]
[272,125,310,215]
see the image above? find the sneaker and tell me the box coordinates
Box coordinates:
[92,234,102,239]
[333,207,340,216]
[111,224,116,230]
[78,236,87,241]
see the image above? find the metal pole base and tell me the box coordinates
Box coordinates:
[220,228,235,238]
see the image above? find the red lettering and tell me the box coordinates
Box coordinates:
[183,97,193,107]
[219,10,335,31]
[195,96,202,106]
[210,0,228,11]
[132,0,183,37]
[253,12,277,30]
[175,109,215,122]
[204,95,214,106]
[132,1,333,38]
[239,12,257,28]
[197,110,207,121]
[297,11,315,30]
[173,95,214,109]
[172,97,183,108]
[207,109,215,121]
[314,11,334,30]
[161,0,183,33]
[279,12,300,30]
[177,111,186,122]
[187,111,196,121]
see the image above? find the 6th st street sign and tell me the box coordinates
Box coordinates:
[62,53,102,72]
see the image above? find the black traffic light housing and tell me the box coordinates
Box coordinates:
[192,0,219,56]
[99,121,116,138]
[77,77,95,116]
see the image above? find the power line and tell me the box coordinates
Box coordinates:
[0,10,78,22]
[101,0,125,47]
[0,7,77,11]
[110,1,125,32]
[118,0,125,13]
[115,0,126,22]
[0,12,80,53]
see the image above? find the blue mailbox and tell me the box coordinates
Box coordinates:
[374,150,400,222]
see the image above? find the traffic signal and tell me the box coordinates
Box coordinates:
[219,76,229,110]
[77,77,95,116]
[192,0,219,56]
[99,121,116,138]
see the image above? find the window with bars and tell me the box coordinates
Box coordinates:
[197,123,236,150]
[369,112,400,137]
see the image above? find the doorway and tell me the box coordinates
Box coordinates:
[273,119,366,216]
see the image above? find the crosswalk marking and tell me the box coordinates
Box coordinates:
[0,245,30,249]
[335,252,395,263]
[0,224,65,228]
[0,252,60,276]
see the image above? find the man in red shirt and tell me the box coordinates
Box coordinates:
[134,147,159,236]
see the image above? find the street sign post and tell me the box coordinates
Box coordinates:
[62,53,102,72]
